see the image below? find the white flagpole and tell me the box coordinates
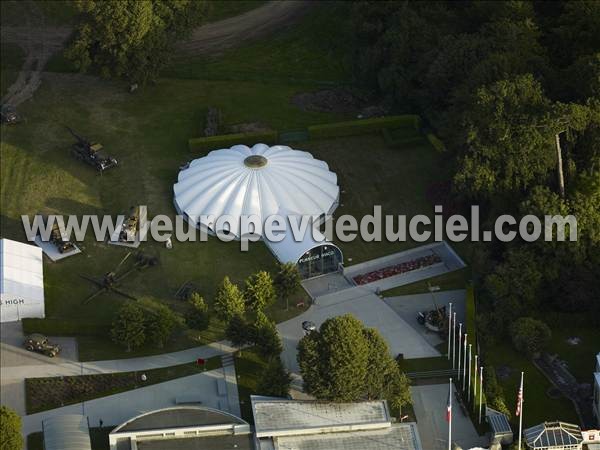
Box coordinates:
[473,355,478,400]
[478,366,483,424]
[447,302,452,360]
[452,313,456,369]
[468,344,472,402]
[448,377,452,450]
[457,324,463,380]
[518,371,524,450]
[462,334,468,390]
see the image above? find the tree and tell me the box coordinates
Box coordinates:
[252,311,282,358]
[186,293,210,331]
[257,357,292,398]
[483,366,511,418]
[225,314,252,355]
[297,314,411,405]
[244,271,276,311]
[111,303,146,352]
[142,300,181,349]
[274,262,302,310]
[387,371,412,420]
[214,276,245,322]
[66,0,205,84]
[510,317,552,358]
[0,405,23,450]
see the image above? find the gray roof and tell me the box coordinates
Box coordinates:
[137,434,254,450]
[43,414,91,450]
[274,423,422,450]
[251,397,390,437]
[112,406,246,433]
[486,407,512,435]
[523,421,583,449]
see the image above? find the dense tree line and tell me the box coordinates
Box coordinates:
[353,1,600,341]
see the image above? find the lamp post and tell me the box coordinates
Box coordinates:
[463,333,468,390]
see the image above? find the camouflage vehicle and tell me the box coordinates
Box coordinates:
[24,334,61,357]
[37,215,76,253]
[119,206,140,242]
[67,127,118,172]
[1,104,20,124]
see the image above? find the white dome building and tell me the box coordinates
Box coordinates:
[173,144,343,278]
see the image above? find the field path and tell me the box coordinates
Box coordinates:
[176,0,312,54]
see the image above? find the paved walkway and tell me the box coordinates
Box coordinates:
[21,367,234,436]
[411,384,488,450]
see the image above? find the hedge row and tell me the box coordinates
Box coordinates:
[189,130,279,152]
[426,133,447,152]
[382,128,425,148]
[22,318,110,337]
[307,115,421,140]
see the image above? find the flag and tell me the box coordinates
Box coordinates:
[446,383,452,422]
[516,374,524,417]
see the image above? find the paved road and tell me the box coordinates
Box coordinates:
[411,384,488,450]
[21,368,233,436]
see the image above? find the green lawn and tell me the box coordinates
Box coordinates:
[205,0,267,23]
[546,322,599,383]
[0,43,25,98]
[233,347,266,423]
[382,268,469,297]
[25,356,221,414]
[0,0,77,27]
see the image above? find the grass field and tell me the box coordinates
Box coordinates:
[382,268,469,297]
[0,43,25,98]
[25,356,221,414]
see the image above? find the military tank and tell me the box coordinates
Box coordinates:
[119,206,140,242]
[37,215,76,254]
[67,127,118,172]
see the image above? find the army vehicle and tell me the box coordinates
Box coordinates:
[67,127,118,172]
[24,334,61,357]
[1,104,20,124]
[81,251,158,304]
[119,206,140,242]
[37,215,76,254]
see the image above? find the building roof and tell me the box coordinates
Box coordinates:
[486,407,512,436]
[112,406,246,433]
[274,423,422,450]
[173,144,339,238]
[137,434,254,450]
[523,421,583,449]
[43,414,91,450]
[251,397,390,438]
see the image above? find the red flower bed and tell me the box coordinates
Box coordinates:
[352,253,442,285]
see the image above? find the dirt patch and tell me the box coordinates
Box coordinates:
[291,88,364,114]
[228,122,273,133]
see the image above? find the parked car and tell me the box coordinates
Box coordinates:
[23,334,61,357]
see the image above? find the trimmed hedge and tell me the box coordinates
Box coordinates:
[426,133,446,152]
[382,128,425,148]
[189,130,278,152]
[308,115,421,140]
[22,318,110,337]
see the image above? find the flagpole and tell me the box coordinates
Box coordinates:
[447,302,452,360]
[462,333,468,390]
[468,344,472,402]
[452,313,457,369]
[478,366,483,424]
[448,377,452,450]
[473,355,478,398]
[457,324,462,380]
[518,371,524,450]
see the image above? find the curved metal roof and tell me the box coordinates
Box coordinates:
[173,144,339,238]
[43,414,91,450]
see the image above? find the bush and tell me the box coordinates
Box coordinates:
[22,318,110,337]
[188,131,278,152]
[510,317,552,358]
[308,115,421,139]
[426,133,446,152]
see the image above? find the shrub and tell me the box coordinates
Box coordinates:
[426,133,447,152]
[510,317,552,358]
[308,115,421,139]
[188,131,278,152]
[186,293,210,331]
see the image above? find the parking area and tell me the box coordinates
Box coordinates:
[278,289,440,374]
[411,384,488,450]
